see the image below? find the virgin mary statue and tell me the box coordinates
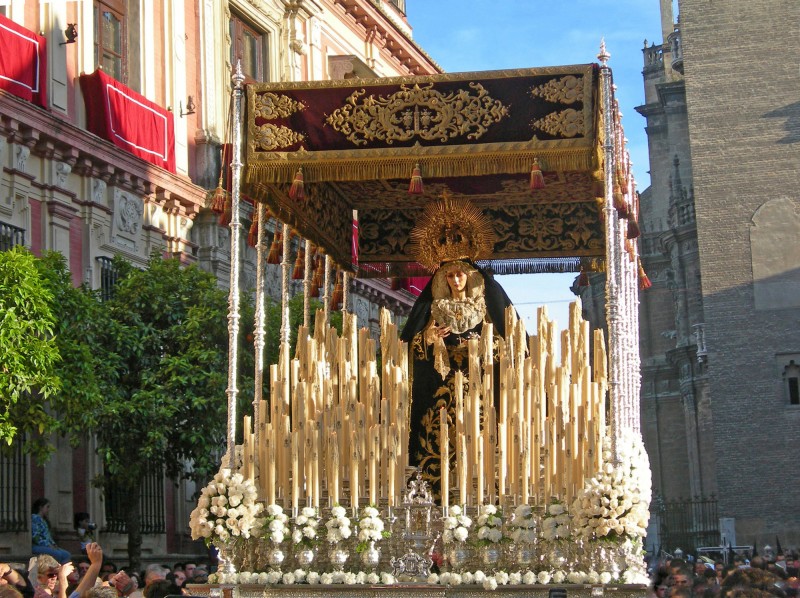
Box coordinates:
[400,195,519,498]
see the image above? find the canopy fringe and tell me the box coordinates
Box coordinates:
[244,149,595,185]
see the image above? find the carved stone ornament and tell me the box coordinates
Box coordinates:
[253,123,306,151]
[92,179,107,204]
[325,82,509,146]
[55,162,71,187]
[114,191,143,235]
[531,107,585,138]
[16,146,30,172]
[253,92,306,120]
[530,74,584,104]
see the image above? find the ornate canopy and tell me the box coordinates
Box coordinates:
[243,64,607,277]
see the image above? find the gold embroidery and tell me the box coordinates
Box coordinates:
[530,75,584,104]
[325,82,509,146]
[253,92,306,120]
[253,124,305,151]
[532,108,585,138]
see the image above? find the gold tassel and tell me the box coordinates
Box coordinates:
[247,206,260,247]
[530,158,545,190]
[218,195,231,226]
[408,163,424,195]
[209,186,227,214]
[288,167,305,201]
[292,248,305,280]
[266,232,281,264]
[331,271,343,308]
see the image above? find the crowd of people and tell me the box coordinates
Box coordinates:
[1,544,210,598]
[651,550,800,597]
[2,499,211,598]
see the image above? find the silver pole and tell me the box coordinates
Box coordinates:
[252,201,267,450]
[226,62,245,469]
[599,41,620,463]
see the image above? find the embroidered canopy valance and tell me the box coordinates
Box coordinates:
[243,65,611,276]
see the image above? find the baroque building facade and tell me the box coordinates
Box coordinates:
[0,0,437,561]
[635,0,800,551]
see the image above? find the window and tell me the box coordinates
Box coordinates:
[389,0,406,14]
[96,256,119,301]
[104,463,165,534]
[0,440,28,532]
[230,12,269,83]
[94,0,126,82]
[783,360,800,406]
[778,355,800,406]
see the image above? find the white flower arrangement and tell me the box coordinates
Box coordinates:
[262,503,289,545]
[474,504,506,546]
[292,506,320,548]
[189,468,263,545]
[356,505,390,552]
[324,505,353,544]
[541,499,571,541]
[442,504,472,544]
[571,429,651,543]
[509,504,537,544]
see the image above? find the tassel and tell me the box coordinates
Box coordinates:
[578,269,589,287]
[266,232,281,264]
[613,185,629,218]
[331,272,343,308]
[530,158,545,190]
[288,168,305,200]
[209,186,227,214]
[291,248,305,280]
[627,217,641,239]
[408,163,424,195]
[247,207,260,247]
[638,261,652,290]
[310,255,323,296]
[218,195,232,227]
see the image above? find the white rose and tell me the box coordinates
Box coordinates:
[537,571,552,584]
[488,528,503,543]
[307,572,320,584]
[522,572,537,585]
[600,572,612,584]
[553,571,566,583]
[282,572,295,585]
[380,573,396,585]
[366,573,380,584]
[454,527,468,542]
[302,506,316,518]
[331,505,346,517]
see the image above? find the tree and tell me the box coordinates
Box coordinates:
[94,254,252,571]
[0,247,61,452]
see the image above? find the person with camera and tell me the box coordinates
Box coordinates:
[72,515,95,554]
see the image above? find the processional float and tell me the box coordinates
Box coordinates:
[191,44,651,596]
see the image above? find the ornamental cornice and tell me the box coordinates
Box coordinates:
[0,92,206,217]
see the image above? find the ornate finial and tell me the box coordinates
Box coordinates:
[232,60,245,89]
[598,38,610,65]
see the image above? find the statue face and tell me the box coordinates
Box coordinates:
[446,268,467,294]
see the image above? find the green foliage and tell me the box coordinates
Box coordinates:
[96,254,243,490]
[0,247,61,451]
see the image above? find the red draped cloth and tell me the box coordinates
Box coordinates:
[79,69,175,172]
[0,14,48,108]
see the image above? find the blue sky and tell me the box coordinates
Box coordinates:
[405,0,663,331]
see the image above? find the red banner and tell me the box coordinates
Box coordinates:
[0,14,47,108]
[79,69,175,172]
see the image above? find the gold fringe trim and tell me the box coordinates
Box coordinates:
[244,149,595,184]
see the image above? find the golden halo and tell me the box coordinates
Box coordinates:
[408,192,496,272]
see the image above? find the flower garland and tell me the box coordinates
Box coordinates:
[474,504,506,547]
[509,504,537,544]
[324,505,352,545]
[292,506,320,548]
[356,506,389,553]
[442,505,472,544]
[262,504,289,545]
[541,500,571,541]
[571,429,651,543]
[189,469,263,545]
[213,569,396,586]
